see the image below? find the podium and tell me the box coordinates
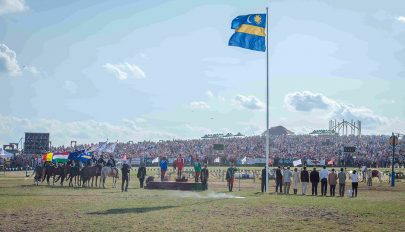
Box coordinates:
[145,180,206,191]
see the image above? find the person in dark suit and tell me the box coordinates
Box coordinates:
[275,166,283,193]
[261,166,267,193]
[201,164,209,190]
[121,161,131,192]
[310,167,320,196]
[300,166,309,195]
[137,163,147,188]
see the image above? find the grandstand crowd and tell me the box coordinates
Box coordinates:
[2,134,404,170]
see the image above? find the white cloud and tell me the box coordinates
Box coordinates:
[23,65,39,76]
[190,101,210,110]
[284,91,389,129]
[0,0,28,15]
[205,90,214,98]
[64,80,78,94]
[233,94,265,111]
[103,62,146,80]
[185,124,212,134]
[0,115,178,146]
[397,16,405,23]
[0,43,22,76]
[284,91,331,112]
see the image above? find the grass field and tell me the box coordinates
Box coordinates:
[1,168,404,232]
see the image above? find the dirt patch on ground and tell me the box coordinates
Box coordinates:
[0,209,68,232]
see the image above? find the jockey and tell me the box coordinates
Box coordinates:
[97,155,106,166]
[106,155,116,167]
[91,155,97,165]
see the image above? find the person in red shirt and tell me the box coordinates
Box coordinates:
[176,154,185,179]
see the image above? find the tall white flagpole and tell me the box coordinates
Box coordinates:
[265,7,270,193]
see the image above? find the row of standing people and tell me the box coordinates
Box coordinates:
[262,166,359,197]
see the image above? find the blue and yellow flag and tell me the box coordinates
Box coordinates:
[228,14,266,52]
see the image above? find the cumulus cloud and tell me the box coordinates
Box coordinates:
[284,91,388,129]
[0,115,177,146]
[284,91,332,112]
[0,43,22,76]
[233,94,265,111]
[0,0,28,15]
[398,16,405,23]
[23,65,39,76]
[190,101,210,110]
[103,62,146,80]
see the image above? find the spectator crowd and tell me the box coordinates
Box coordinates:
[2,134,404,169]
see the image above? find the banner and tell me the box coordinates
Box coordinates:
[307,159,325,166]
[293,159,302,167]
[214,157,220,163]
[53,152,69,163]
[104,142,117,153]
[42,153,53,162]
[152,157,159,163]
[68,150,85,161]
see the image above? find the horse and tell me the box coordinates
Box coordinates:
[42,164,55,185]
[100,166,119,188]
[51,164,68,186]
[67,165,81,187]
[80,166,92,187]
[33,165,45,186]
[92,164,103,187]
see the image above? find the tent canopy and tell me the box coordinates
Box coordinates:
[0,148,14,158]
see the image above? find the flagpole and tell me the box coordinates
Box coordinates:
[265,7,270,193]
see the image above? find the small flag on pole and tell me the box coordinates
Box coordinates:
[152,157,159,163]
[229,14,267,52]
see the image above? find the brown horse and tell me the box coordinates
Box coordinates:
[67,165,81,187]
[79,165,103,187]
[33,165,45,185]
[52,164,68,186]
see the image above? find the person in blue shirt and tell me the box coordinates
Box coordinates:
[160,157,168,181]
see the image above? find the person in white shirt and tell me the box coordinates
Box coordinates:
[319,166,329,196]
[292,168,300,195]
[351,170,359,197]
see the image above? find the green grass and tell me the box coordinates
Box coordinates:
[0,169,404,232]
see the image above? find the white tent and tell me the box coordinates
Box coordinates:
[0,148,13,159]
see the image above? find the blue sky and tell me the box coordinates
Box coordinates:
[1,0,405,146]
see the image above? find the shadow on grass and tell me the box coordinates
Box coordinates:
[87,205,177,215]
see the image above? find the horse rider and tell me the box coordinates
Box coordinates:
[106,156,116,167]
[88,154,97,166]
[97,155,106,166]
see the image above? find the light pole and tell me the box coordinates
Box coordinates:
[390,132,404,188]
